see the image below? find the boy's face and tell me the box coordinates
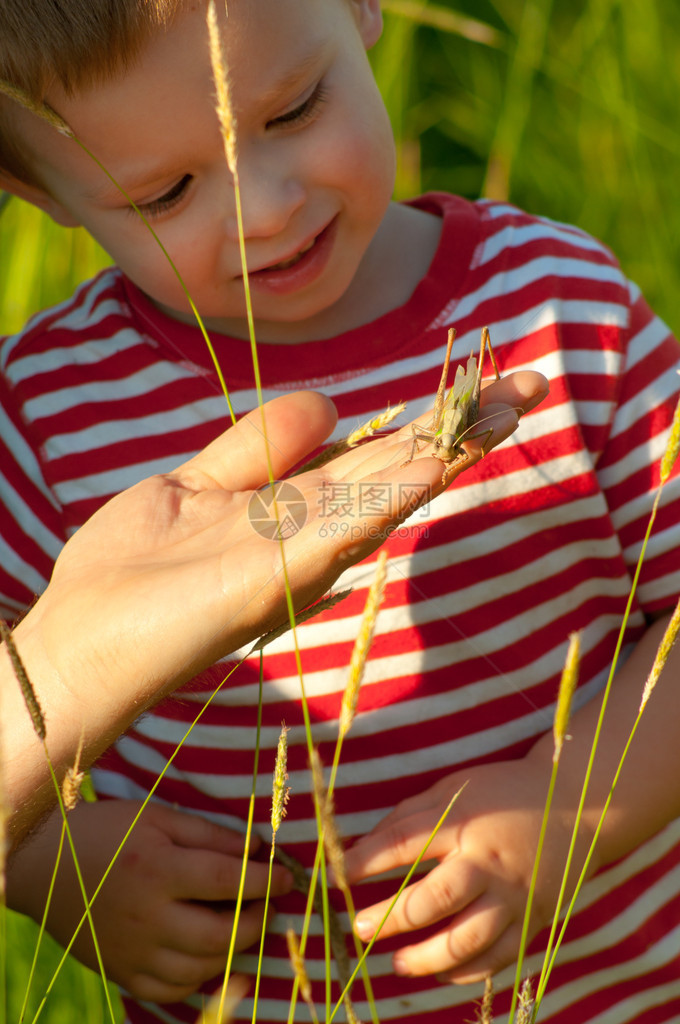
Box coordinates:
[12,0,396,342]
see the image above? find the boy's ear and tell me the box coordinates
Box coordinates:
[0,171,80,227]
[352,0,383,49]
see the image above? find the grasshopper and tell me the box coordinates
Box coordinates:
[403,326,503,483]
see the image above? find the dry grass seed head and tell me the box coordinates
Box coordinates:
[661,394,680,485]
[253,590,352,652]
[62,734,86,811]
[197,975,250,1023]
[344,402,407,448]
[340,550,388,739]
[271,722,290,837]
[640,596,680,711]
[0,619,46,740]
[295,402,407,473]
[309,748,348,891]
[286,927,319,1024]
[473,976,494,1024]
[206,0,237,174]
[553,631,580,761]
[515,976,535,1024]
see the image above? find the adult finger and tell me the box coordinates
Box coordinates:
[480,369,548,416]
[176,391,338,493]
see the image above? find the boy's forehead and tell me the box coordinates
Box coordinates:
[50,0,333,97]
[23,0,341,182]
[46,0,335,114]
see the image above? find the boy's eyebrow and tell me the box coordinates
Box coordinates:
[82,169,177,203]
[255,47,326,107]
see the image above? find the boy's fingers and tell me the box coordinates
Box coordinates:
[161,899,271,958]
[354,859,481,942]
[392,896,512,978]
[176,391,338,492]
[345,812,447,882]
[128,967,249,1007]
[439,924,521,985]
[148,804,261,858]
[170,847,292,902]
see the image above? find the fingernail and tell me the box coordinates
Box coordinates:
[393,956,410,976]
[354,918,373,940]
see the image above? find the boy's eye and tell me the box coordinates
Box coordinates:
[137,174,193,217]
[267,82,327,130]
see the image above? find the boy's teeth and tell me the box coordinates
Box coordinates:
[269,237,315,270]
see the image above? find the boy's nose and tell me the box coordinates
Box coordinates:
[223,154,306,241]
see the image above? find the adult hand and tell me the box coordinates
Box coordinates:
[3,373,547,842]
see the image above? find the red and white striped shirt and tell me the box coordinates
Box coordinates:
[2,194,680,1024]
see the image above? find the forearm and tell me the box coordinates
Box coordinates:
[1,609,137,845]
[527,611,680,871]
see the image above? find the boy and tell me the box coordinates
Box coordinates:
[2,1,680,1023]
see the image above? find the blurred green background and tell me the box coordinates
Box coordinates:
[2,0,679,1020]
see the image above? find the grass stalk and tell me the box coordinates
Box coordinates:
[29,653,247,1020]
[40,761,118,1024]
[533,596,680,1018]
[287,555,388,1024]
[209,654,265,1024]
[250,722,289,1024]
[532,397,680,1016]
[507,633,580,1024]
[285,927,319,1024]
[328,784,465,1024]
[0,623,114,1022]
[207,12,343,1020]
[18,823,66,1022]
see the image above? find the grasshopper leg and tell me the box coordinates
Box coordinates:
[439,424,495,485]
[401,424,437,467]
[432,327,457,427]
[402,328,457,469]
[480,326,501,382]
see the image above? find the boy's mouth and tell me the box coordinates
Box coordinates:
[245,218,338,296]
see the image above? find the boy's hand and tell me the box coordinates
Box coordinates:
[7,801,292,1003]
[344,757,589,984]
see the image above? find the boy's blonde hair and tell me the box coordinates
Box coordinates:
[0,0,183,185]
